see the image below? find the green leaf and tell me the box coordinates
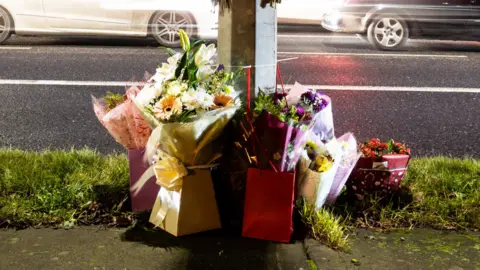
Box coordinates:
[161,46,178,57]
[103,91,125,111]
[190,39,205,49]
[175,53,188,78]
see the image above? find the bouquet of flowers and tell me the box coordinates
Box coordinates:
[348,138,411,196]
[326,133,362,204]
[252,83,327,172]
[286,82,335,142]
[297,136,344,209]
[241,81,328,243]
[92,75,152,150]
[131,30,240,236]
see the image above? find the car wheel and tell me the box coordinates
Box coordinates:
[0,7,13,44]
[151,11,195,48]
[367,16,409,50]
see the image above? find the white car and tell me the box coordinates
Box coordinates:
[0,0,218,46]
[0,0,331,47]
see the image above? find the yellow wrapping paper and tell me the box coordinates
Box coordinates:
[132,149,222,236]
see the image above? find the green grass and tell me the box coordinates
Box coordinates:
[0,149,479,236]
[297,199,350,251]
[335,157,480,231]
[0,148,130,228]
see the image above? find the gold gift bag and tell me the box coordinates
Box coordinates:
[150,169,222,236]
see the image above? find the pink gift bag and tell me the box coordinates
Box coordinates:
[128,149,160,212]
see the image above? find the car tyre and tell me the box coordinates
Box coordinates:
[151,11,195,48]
[0,7,13,44]
[367,15,409,50]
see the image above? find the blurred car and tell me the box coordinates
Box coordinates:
[0,0,218,47]
[277,0,332,25]
[322,0,480,50]
[0,0,331,47]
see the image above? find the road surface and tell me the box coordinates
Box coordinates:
[0,32,479,157]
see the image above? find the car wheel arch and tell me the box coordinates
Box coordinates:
[364,8,415,33]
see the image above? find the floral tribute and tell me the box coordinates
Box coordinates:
[348,138,411,196]
[251,85,327,172]
[92,75,153,150]
[129,30,241,235]
[92,30,241,236]
[360,138,410,159]
[135,32,238,126]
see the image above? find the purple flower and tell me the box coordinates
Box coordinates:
[301,91,316,104]
[217,64,225,71]
[296,106,305,117]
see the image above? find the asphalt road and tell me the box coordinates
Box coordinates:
[1,32,479,157]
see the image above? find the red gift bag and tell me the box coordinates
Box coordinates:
[242,168,295,243]
[128,149,160,212]
[347,154,410,194]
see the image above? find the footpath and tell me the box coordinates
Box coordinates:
[1,227,479,270]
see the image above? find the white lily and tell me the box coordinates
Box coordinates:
[196,65,215,81]
[194,44,216,68]
[134,83,163,108]
[154,53,182,82]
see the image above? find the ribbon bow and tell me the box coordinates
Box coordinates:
[131,149,220,228]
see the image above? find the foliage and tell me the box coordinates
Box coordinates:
[103,91,125,112]
[0,148,130,228]
[297,198,350,251]
[334,156,480,230]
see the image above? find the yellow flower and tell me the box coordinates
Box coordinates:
[153,95,183,120]
[314,155,333,173]
[212,94,233,109]
[306,140,318,157]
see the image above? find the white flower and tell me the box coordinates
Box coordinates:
[153,95,183,121]
[181,88,214,110]
[196,65,215,81]
[196,88,215,109]
[154,53,182,82]
[165,81,187,97]
[134,83,163,108]
[180,88,198,110]
[194,44,216,67]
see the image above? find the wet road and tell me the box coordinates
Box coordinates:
[1,33,479,157]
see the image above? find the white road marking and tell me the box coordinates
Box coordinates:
[0,79,479,93]
[278,52,468,58]
[0,46,32,50]
[278,34,358,39]
[0,80,134,87]
[283,84,480,93]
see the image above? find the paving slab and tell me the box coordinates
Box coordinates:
[306,229,480,270]
[0,227,309,270]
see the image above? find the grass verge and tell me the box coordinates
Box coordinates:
[1,149,478,237]
[0,148,130,228]
[334,156,480,231]
[297,199,350,251]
